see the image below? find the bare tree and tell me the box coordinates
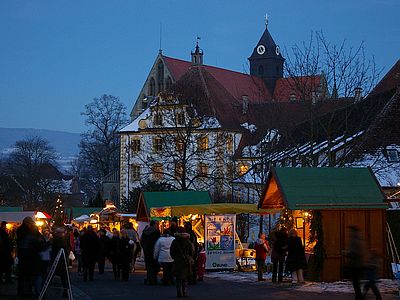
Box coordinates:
[126,92,232,200]
[5,136,58,208]
[284,31,381,100]
[79,94,128,198]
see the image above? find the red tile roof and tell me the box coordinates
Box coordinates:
[273,76,323,101]
[162,56,192,81]
[369,60,400,96]
[162,55,271,102]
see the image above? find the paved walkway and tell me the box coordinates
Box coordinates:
[1,263,397,300]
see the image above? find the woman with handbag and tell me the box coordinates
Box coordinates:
[170,227,195,298]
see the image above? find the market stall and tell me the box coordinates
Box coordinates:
[0,210,52,230]
[71,203,138,231]
[149,202,278,271]
[258,166,389,281]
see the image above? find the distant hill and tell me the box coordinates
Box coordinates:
[0,128,81,171]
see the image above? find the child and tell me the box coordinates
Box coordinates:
[254,232,270,281]
[197,243,206,281]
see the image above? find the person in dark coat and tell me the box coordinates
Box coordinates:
[80,225,100,282]
[16,217,31,295]
[17,216,45,297]
[120,230,134,281]
[345,226,365,300]
[0,221,13,284]
[109,229,121,280]
[98,229,110,274]
[141,220,160,285]
[286,229,307,284]
[52,227,69,298]
[170,227,195,298]
[362,249,382,300]
[270,227,288,283]
[184,222,198,284]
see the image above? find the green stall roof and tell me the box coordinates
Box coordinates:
[65,207,103,219]
[137,191,212,221]
[260,167,387,210]
[0,206,23,212]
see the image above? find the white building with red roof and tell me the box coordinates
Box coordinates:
[119,19,332,206]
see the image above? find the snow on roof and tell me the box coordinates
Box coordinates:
[120,107,151,133]
[242,129,280,157]
[198,116,222,129]
[240,123,257,133]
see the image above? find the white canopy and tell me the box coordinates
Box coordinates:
[0,211,36,223]
[73,214,91,223]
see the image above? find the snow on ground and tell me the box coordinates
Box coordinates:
[205,271,399,294]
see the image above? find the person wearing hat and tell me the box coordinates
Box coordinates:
[0,221,13,284]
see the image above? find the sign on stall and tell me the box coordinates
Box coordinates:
[205,214,236,270]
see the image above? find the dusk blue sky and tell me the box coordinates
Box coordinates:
[0,0,399,133]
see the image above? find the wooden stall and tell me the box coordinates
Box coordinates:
[136,191,213,222]
[259,166,389,282]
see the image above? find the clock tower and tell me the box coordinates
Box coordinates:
[249,15,285,94]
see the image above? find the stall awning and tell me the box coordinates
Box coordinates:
[259,167,388,210]
[0,211,36,223]
[150,203,279,218]
[0,206,23,212]
[137,191,212,221]
[65,207,103,219]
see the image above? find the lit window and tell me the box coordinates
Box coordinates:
[153,138,163,152]
[198,163,208,177]
[238,164,249,176]
[153,114,163,126]
[130,165,141,180]
[176,112,185,126]
[197,136,208,151]
[176,138,185,152]
[152,164,163,181]
[131,139,140,152]
[175,163,184,178]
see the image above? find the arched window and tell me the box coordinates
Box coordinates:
[157,60,164,92]
[166,76,173,91]
[148,77,155,96]
[258,65,264,76]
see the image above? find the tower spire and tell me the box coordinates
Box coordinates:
[265,13,268,28]
[191,36,204,65]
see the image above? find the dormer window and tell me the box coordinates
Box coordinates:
[386,149,399,162]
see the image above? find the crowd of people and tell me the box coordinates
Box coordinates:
[140,218,206,298]
[0,216,207,298]
[0,216,385,299]
[254,227,307,284]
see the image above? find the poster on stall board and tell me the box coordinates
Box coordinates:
[205,214,236,270]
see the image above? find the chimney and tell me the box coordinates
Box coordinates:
[354,87,363,102]
[242,95,249,114]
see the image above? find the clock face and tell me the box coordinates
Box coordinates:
[275,46,280,55]
[256,45,266,55]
